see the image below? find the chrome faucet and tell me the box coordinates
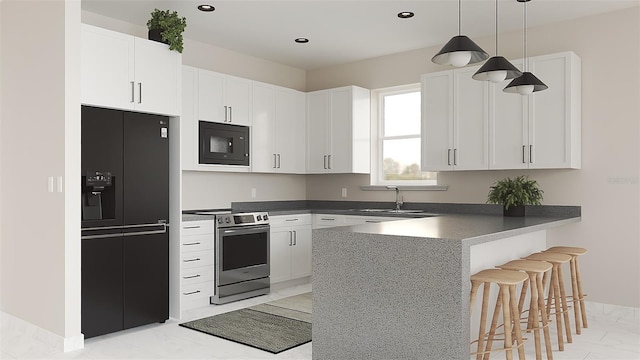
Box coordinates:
[386,186,403,210]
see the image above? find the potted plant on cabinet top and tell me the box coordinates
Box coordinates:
[487,175,544,217]
[147,8,187,53]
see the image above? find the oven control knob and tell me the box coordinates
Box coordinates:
[225,217,230,223]
[263,214,269,221]
[217,218,223,224]
[256,215,262,221]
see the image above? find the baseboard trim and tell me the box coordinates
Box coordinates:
[0,311,84,353]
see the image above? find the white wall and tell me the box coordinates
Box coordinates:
[1,0,82,342]
[306,8,640,307]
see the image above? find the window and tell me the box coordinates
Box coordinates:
[373,85,437,185]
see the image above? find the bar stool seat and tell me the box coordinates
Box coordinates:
[498,260,554,360]
[470,269,529,360]
[524,252,573,351]
[545,246,588,333]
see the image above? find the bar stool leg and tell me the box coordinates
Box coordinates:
[509,284,526,360]
[556,264,573,344]
[475,282,491,360]
[569,257,582,334]
[483,291,503,360]
[528,272,542,360]
[550,264,565,351]
[536,273,554,360]
[501,285,515,360]
[575,257,588,328]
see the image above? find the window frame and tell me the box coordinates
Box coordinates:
[371,84,437,186]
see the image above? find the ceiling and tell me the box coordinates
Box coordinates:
[81,0,638,70]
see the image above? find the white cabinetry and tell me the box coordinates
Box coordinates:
[176,220,214,316]
[198,70,251,125]
[81,24,181,116]
[312,214,401,229]
[270,214,312,284]
[307,86,371,174]
[252,82,306,173]
[490,52,581,169]
[421,65,489,171]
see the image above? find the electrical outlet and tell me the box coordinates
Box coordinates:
[251,188,257,198]
[341,188,347,198]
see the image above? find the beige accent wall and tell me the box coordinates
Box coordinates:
[1,0,82,339]
[306,8,640,307]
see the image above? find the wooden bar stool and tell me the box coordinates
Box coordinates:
[524,252,573,351]
[545,246,588,334]
[497,260,554,360]
[470,269,529,360]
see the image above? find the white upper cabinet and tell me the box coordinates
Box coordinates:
[81,24,181,116]
[490,52,581,169]
[251,82,306,173]
[421,65,489,171]
[181,66,198,170]
[198,70,251,126]
[306,86,371,174]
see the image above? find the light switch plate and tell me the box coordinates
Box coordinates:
[341,188,347,198]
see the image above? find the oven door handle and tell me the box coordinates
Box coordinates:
[219,225,270,235]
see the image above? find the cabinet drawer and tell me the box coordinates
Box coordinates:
[180,249,213,269]
[181,265,213,287]
[313,214,344,228]
[180,281,212,300]
[180,234,213,252]
[270,214,312,227]
[181,220,214,236]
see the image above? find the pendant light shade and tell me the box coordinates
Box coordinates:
[473,0,521,82]
[504,0,548,94]
[431,0,488,67]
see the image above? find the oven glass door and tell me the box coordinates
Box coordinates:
[217,225,270,286]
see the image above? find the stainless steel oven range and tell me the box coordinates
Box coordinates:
[211,212,270,304]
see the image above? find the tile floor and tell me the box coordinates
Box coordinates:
[1,283,638,360]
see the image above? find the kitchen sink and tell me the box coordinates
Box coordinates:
[350,208,426,214]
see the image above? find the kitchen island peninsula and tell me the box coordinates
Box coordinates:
[312,212,580,360]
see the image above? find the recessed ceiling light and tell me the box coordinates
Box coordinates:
[397,11,414,19]
[294,38,309,44]
[197,4,215,12]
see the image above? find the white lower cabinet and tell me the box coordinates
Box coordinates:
[178,220,214,314]
[270,214,312,284]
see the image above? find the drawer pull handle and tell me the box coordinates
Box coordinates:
[320,218,336,221]
[365,220,381,223]
[285,218,299,222]
[183,290,201,296]
[183,258,200,263]
[183,225,201,229]
[183,242,201,246]
[183,274,201,279]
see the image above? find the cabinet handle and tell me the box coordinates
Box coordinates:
[224,106,228,122]
[183,290,201,296]
[130,81,135,103]
[183,258,201,263]
[529,145,533,164]
[320,218,336,221]
[183,274,201,279]
[285,218,299,222]
[273,154,277,168]
[277,154,281,168]
[138,82,142,104]
[447,149,451,166]
[289,231,293,246]
[229,106,232,122]
[323,155,327,169]
[453,149,458,166]
[365,220,381,223]
[183,242,201,246]
[522,145,526,163]
[183,225,200,229]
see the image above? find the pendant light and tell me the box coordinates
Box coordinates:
[472,0,521,82]
[504,0,548,95]
[432,0,489,67]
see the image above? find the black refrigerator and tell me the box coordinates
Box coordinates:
[81,105,169,339]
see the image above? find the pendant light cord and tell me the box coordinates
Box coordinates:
[458,0,462,35]
[524,0,528,71]
[494,0,499,55]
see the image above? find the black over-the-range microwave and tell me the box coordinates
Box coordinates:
[199,121,250,166]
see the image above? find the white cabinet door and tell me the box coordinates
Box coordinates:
[275,88,306,173]
[133,37,181,116]
[198,70,226,123]
[251,82,277,172]
[225,76,252,126]
[329,87,352,173]
[306,90,331,173]
[454,66,489,170]
[290,227,312,279]
[528,52,581,169]
[269,228,293,283]
[421,71,454,171]
[181,66,198,170]
[81,24,134,110]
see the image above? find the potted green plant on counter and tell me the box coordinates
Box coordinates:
[487,175,544,217]
[147,8,187,53]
